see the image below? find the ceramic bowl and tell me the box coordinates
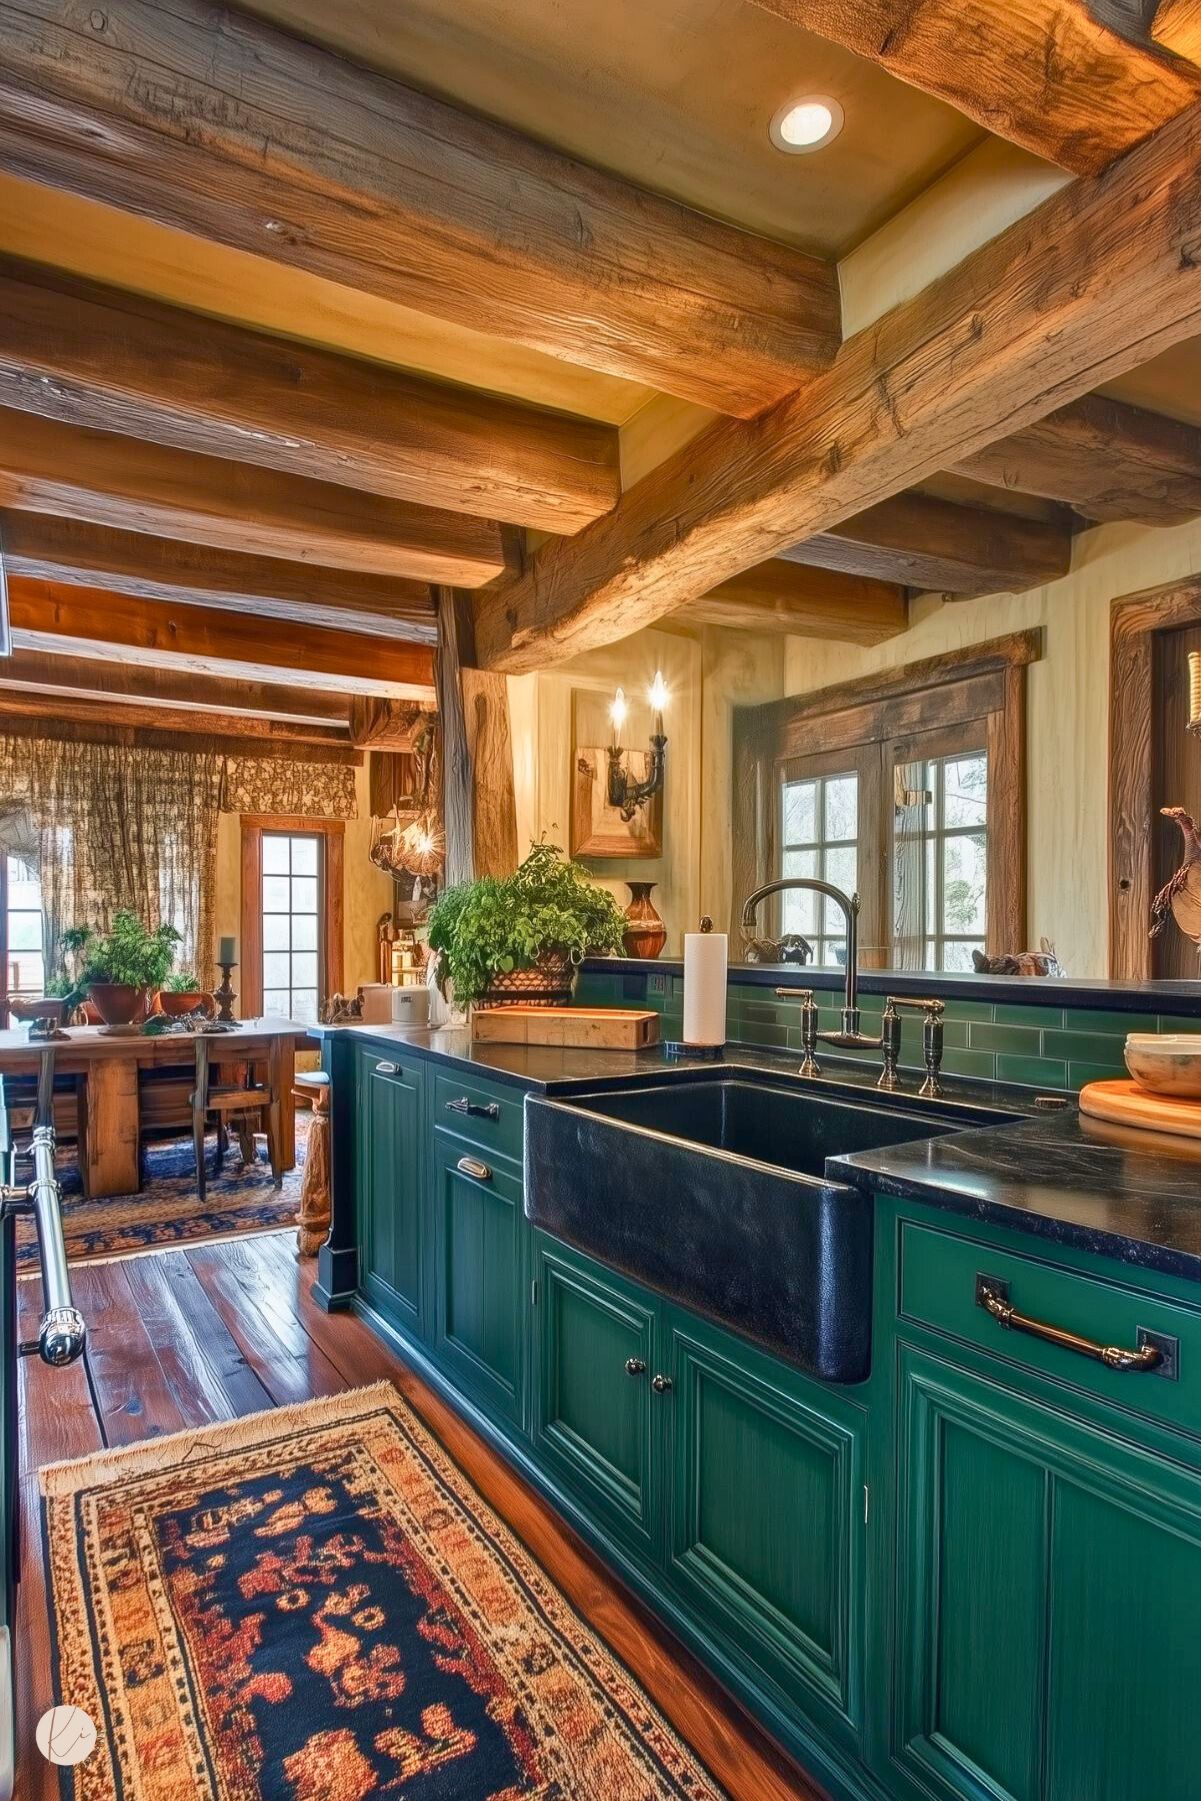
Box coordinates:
[1124,1033,1201,1098]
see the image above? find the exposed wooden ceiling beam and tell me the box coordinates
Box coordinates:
[0,0,840,415]
[686,561,907,642]
[781,492,1072,597]
[0,713,361,764]
[7,579,436,699]
[473,100,1201,673]
[0,513,437,641]
[0,255,620,534]
[0,648,353,736]
[953,393,1201,525]
[0,410,505,584]
[1152,0,1201,65]
[748,0,1200,175]
[347,698,434,751]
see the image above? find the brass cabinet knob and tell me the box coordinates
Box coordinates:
[651,1373,673,1394]
[624,1357,647,1377]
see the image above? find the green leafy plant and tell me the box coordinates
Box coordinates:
[427,841,625,1005]
[62,912,183,992]
[164,969,201,993]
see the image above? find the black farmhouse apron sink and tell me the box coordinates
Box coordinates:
[524,1073,980,1383]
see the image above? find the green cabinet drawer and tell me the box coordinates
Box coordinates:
[895,1344,1201,1801]
[430,1131,527,1430]
[666,1308,865,1737]
[897,1212,1201,1438]
[431,1068,526,1164]
[354,1044,427,1339]
[533,1236,662,1556]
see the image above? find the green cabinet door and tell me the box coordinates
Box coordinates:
[354,1045,427,1339]
[896,1344,1201,1801]
[430,1133,526,1430]
[533,1237,661,1556]
[666,1310,865,1739]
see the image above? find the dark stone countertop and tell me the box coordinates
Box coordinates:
[313,1025,1201,1286]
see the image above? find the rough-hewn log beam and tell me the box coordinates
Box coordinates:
[0,713,361,763]
[749,0,1200,175]
[0,512,437,641]
[0,0,840,415]
[434,589,517,887]
[0,255,620,533]
[8,579,436,699]
[782,492,1072,597]
[954,394,1201,525]
[473,102,1201,673]
[685,561,907,642]
[1152,0,1201,66]
[347,698,434,751]
[0,410,506,584]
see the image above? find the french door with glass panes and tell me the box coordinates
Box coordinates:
[889,725,989,972]
[775,746,886,970]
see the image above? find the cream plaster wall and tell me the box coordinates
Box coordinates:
[783,519,1201,978]
[213,763,393,1001]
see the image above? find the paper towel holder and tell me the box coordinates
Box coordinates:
[664,915,726,1059]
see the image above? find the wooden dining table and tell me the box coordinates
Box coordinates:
[0,1018,310,1199]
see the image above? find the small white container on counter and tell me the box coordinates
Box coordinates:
[392,986,431,1030]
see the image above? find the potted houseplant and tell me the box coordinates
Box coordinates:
[427,841,625,1009]
[62,913,183,1027]
[156,969,211,1018]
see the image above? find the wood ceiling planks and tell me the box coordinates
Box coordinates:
[0,0,840,414]
[748,0,1201,175]
[472,99,1201,671]
[0,255,620,534]
[0,411,506,584]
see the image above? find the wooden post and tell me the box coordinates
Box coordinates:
[434,587,519,886]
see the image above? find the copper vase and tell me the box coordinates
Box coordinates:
[623,882,667,960]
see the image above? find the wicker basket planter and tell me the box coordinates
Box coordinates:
[475,951,579,1010]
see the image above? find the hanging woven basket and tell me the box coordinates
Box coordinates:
[475,950,579,1010]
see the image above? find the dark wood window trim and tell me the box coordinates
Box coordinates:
[731,630,1037,965]
[239,815,345,1018]
[1109,576,1201,980]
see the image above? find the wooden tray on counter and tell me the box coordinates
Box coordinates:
[471,1005,660,1049]
[1078,1078,1201,1140]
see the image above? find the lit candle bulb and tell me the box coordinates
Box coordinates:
[609,685,628,751]
[647,669,669,735]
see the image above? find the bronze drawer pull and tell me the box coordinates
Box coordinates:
[446,1097,500,1121]
[976,1275,1163,1373]
[375,1061,399,1075]
[456,1155,492,1183]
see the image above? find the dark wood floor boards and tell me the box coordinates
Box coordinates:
[14,1233,822,1801]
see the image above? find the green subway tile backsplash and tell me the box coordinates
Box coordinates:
[570,968,1188,1092]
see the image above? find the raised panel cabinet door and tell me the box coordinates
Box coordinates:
[533,1238,661,1555]
[354,1046,426,1339]
[666,1312,865,1737]
[431,1134,526,1430]
[896,1346,1201,1801]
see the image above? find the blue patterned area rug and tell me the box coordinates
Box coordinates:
[42,1381,728,1801]
[15,1117,308,1270]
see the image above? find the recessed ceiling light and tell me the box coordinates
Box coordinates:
[769,95,844,154]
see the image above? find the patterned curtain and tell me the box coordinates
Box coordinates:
[220,757,357,819]
[0,737,223,986]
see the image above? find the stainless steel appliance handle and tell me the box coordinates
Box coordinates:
[26,1053,85,1367]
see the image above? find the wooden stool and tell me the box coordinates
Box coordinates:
[293,1070,331,1256]
[191,1039,276,1204]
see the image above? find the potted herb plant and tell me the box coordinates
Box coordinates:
[427,842,625,1009]
[62,912,183,1027]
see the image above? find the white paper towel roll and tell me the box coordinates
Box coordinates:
[683,927,728,1045]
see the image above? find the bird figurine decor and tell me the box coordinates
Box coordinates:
[1150,807,1201,952]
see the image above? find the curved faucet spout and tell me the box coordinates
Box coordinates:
[740,878,860,1019]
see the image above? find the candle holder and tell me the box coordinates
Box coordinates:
[214,961,238,1023]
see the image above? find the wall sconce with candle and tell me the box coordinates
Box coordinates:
[607,671,669,822]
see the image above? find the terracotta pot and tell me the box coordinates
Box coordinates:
[88,982,149,1027]
[477,950,578,1010]
[622,882,667,960]
[155,989,215,1019]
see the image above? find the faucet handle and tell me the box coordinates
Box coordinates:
[884,995,946,1017]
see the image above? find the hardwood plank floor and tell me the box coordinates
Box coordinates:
[16,1232,824,1801]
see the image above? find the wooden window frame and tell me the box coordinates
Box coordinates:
[730,630,1036,966]
[1109,575,1201,980]
[239,815,345,1018]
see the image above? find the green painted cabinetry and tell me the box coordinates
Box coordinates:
[431,1131,526,1429]
[354,1044,427,1338]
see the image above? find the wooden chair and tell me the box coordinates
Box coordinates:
[190,1039,280,1203]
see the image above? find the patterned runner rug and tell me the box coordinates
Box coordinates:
[16,1117,308,1269]
[41,1381,728,1801]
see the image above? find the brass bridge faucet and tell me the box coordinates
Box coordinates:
[740,877,945,1096]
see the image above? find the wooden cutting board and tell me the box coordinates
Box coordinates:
[1078,1079,1201,1140]
[471,1006,660,1049]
